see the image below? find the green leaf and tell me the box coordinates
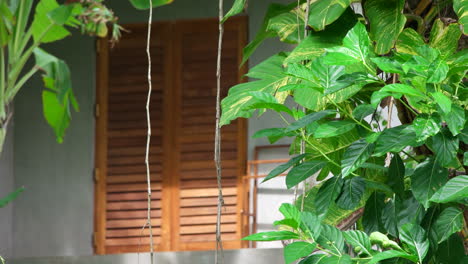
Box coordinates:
[431,92,452,114]
[374,125,418,156]
[370,57,404,74]
[324,22,374,67]
[263,154,308,182]
[286,110,336,132]
[396,193,425,227]
[286,161,327,189]
[221,53,290,126]
[316,224,345,255]
[352,104,375,120]
[242,230,299,241]
[221,0,246,23]
[317,255,352,264]
[388,154,405,198]
[441,104,466,136]
[362,192,385,234]
[364,0,406,54]
[412,115,441,142]
[129,0,173,9]
[433,207,464,244]
[42,90,70,143]
[284,242,316,264]
[430,175,468,203]
[343,230,373,256]
[315,176,344,218]
[465,152,468,166]
[294,85,361,111]
[273,218,299,229]
[314,120,356,139]
[371,84,426,108]
[411,157,448,209]
[396,28,425,55]
[432,128,459,167]
[341,139,374,177]
[299,211,322,239]
[382,199,399,238]
[399,223,430,262]
[453,0,468,35]
[298,255,327,264]
[336,177,366,210]
[367,250,418,264]
[47,4,77,26]
[459,127,468,143]
[307,0,352,31]
[253,128,288,144]
[31,0,71,43]
[429,19,462,58]
[0,187,24,208]
[284,8,357,65]
[435,233,466,264]
[279,203,301,223]
[268,11,304,44]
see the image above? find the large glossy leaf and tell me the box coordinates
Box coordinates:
[341,139,374,177]
[284,242,316,264]
[381,199,398,238]
[364,0,406,54]
[294,84,362,111]
[286,160,327,189]
[316,224,345,255]
[221,0,246,23]
[263,154,308,182]
[253,127,290,144]
[299,211,321,240]
[412,114,440,142]
[402,45,450,84]
[435,233,466,264]
[284,8,357,65]
[343,230,373,256]
[267,11,304,44]
[370,57,405,74]
[129,0,173,9]
[336,176,366,210]
[432,128,459,167]
[374,125,418,156]
[411,157,448,209]
[433,207,464,244]
[324,22,374,69]
[387,154,405,198]
[307,0,352,31]
[0,187,24,208]
[31,0,71,43]
[459,127,468,143]
[367,250,418,264]
[453,0,468,35]
[370,84,426,108]
[399,223,430,262]
[220,53,290,126]
[441,104,466,136]
[318,255,352,264]
[430,175,468,203]
[396,28,425,55]
[396,193,425,227]
[279,203,301,223]
[314,120,356,139]
[315,176,344,218]
[429,19,462,58]
[286,110,336,132]
[298,255,327,264]
[362,192,385,234]
[431,91,452,114]
[242,230,299,241]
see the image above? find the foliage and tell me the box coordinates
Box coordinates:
[222,0,467,263]
[0,0,173,154]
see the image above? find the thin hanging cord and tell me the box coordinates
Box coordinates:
[215,0,225,263]
[144,0,155,263]
[300,0,311,211]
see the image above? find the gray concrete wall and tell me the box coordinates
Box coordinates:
[0,124,14,258]
[11,0,293,258]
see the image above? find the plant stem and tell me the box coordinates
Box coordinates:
[401,150,420,163]
[398,98,418,116]
[327,96,374,133]
[17,28,33,57]
[6,66,39,100]
[0,47,5,121]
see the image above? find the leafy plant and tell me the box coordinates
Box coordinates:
[0,0,173,154]
[222,0,467,263]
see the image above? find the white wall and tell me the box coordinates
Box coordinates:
[11,0,294,258]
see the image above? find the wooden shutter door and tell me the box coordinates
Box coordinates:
[95,23,173,254]
[171,17,247,251]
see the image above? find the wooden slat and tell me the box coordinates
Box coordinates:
[179,205,236,217]
[107,200,161,211]
[180,187,237,198]
[107,191,162,201]
[180,214,237,225]
[105,236,162,246]
[106,218,161,229]
[107,183,161,193]
[180,224,237,235]
[180,196,237,207]
[179,233,237,243]
[107,210,161,220]
[107,228,161,238]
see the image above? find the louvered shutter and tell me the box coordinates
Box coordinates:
[171,18,247,251]
[95,17,247,254]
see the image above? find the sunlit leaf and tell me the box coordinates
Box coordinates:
[343,230,373,256]
[307,0,352,31]
[129,0,173,10]
[453,0,468,35]
[316,224,345,255]
[399,223,430,262]
[429,19,462,58]
[242,230,299,241]
[284,242,316,264]
[222,0,246,23]
[31,0,70,43]
[430,175,468,203]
